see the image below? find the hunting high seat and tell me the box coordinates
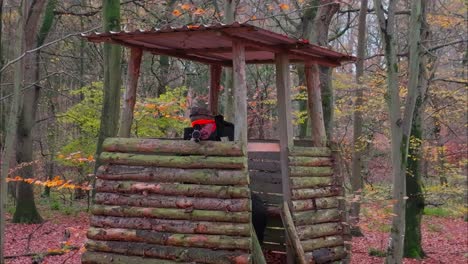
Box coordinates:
[81,23,355,264]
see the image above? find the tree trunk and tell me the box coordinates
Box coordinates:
[118,48,143,138]
[95,0,122,170]
[13,0,48,224]
[350,0,368,237]
[311,1,340,141]
[1,1,24,259]
[374,0,423,262]
[38,0,58,198]
[403,91,425,259]
[404,1,429,258]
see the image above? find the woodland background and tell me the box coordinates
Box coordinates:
[0,0,466,263]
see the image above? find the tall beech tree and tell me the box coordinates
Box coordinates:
[404,0,430,258]
[13,0,48,224]
[350,0,368,237]
[95,0,122,170]
[373,0,423,262]
[1,1,26,259]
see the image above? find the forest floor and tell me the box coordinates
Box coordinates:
[3,202,467,264]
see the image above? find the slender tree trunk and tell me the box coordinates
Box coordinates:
[312,1,339,141]
[298,0,339,142]
[404,1,429,257]
[1,1,27,260]
[95,0,122,171]
[403,83,425,259]
[350,0,368,237]
[13,0,48,224]
[374,0,423,262]
[0,0,5,144]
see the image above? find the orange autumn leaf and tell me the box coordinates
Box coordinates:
[180,3,191,10]
[279,3,290,10]
[172,9,182,16]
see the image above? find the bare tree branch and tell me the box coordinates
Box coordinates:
[0,26,101,73]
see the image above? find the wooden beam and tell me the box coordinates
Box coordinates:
[275,53,293,203]
[281,202,308,264]
[276,53,295,264]
[209,64,222,115]
[232,41,247,152]
[305,63,327,146]
[118,48,143,137]
[107,38,232,66]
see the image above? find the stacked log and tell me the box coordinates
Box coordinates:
[82,138,251,264]
[288,146,347,263]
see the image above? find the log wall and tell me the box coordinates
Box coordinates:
[82,138,251,264]
[288,146,348,263]
[248,141,348,263]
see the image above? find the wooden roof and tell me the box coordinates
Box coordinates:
[83,22,355,67]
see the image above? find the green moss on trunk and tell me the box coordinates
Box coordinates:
[404,96,425,259]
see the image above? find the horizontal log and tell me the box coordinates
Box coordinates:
[95,179,250,199]
[292,197,340,211]
[86,240,250,264]
[304,246,347,263]
[291,187,342,200]
[91,205,250,223]
[81,251,187,264]
[97,165,249,185]
[87,227,251,250]
[288,147,331,157]
[100,152,246,169]
[103,138,244,156]
[296,223,344,240]
[289,177,333,189]
[95,193,250,212]
[293,209,342,226]
[90,216,251,236]
[301,235,344,252]
[289,166,333,177]
[288,157,332,167]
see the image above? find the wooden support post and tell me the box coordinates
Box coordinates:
[232,41,247,151]
[305,63,327,147]
[275,53,294,263]
[209,64,222,116]
[281,202,309,264]
[251,224,267,264]
[118,48,143,137]
[275,53,293,204]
